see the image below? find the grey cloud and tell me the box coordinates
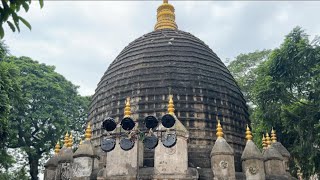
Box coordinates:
[4,1,320,96]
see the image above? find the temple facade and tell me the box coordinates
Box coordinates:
[44,1,297,179]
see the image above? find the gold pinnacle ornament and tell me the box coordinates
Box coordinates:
[85,122,92,140]
[79,139,83,145]
[64,132,69,147]
[271,128,277,143]
[68,133,73,148]
[54,141,60,154]
[262,134,267,149]
[265,133,271,147]
[168,95,175,115]
[216,118,224,138]
[245,124,253,141]
[124,97,131,117]
[154,0,178,30]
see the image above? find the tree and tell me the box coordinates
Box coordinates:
[0,41,20,170]
[252,27,320,178]
[4,56,90,180]
[228,50,271,104]
[0,0,44,38]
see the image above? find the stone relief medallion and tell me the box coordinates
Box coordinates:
[249,166,258,175]
[219,161,228,169]
[165,145,176,155]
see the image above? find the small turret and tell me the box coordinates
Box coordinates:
[44,141,60,180]
[263,130,285,178]
[241,125,265,180]
[73,123,96,179]
[270,128,291,174]
[210,118,235,180]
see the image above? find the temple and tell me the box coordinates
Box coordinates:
[44,1,296,179]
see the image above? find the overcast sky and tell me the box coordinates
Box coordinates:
[3,1,320,96]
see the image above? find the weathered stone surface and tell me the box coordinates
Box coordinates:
[88,29,249,175]
[272,142,290,173]
[72,157,93,178]
[43,169,56,180]
[58,147,73,163]
[263,146,285,177]
[139,167,198,180]
[241,140,263,161]
[105,137,138,178]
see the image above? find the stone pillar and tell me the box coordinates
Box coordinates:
[44,156,58,180]
[270,129,291,174]
[241,126,265,180]
[72,140,95,179]
[57,133,74,180]
[210,120,236,180]
[263,133,285,178]
[153,115,189,178]
[44,141,60,180]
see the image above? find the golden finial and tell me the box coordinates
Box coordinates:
[79,139,83,145]
[64,132,69,147]
[245,124,253,141]
[271,127,277,143]
[168,95,175,115]
[124,97,131,117]
[216,118,224,138]
[262,134,267,149]
[266,132,271,147]
[54,141,60,154]
[154,0,178,30]
[68,133,73,148]
[85,122,92,140]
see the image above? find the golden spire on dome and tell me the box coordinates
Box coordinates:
[265,133,271,147]
[79,139,83,145]
[271,127,277,143]
[68,133,73,148]
[124,97,131,117]
[85,122,92,140]
[54,141,60,154]
[245,124,253,141]
[64,132,69,147]
[154,0,178,30]
[168,95,175,115]
[216,118,224,139]
[262,134,267,149]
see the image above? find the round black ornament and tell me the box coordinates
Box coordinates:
[161,114,175,128]
[145,116,159,129]
[102,117,117,132]
[121,117,135,131]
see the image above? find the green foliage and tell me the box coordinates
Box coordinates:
[2,56,90,180]
[0,166,30,180]
[0,41,20,170]
[228,50,271,104]
[252,27,320,177]
[0,0,44,38]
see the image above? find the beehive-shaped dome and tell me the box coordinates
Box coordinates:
[88,28,249,172]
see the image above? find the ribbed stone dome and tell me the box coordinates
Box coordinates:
[88,29,249,173]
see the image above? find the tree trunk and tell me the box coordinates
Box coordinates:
[28,155,39,180]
